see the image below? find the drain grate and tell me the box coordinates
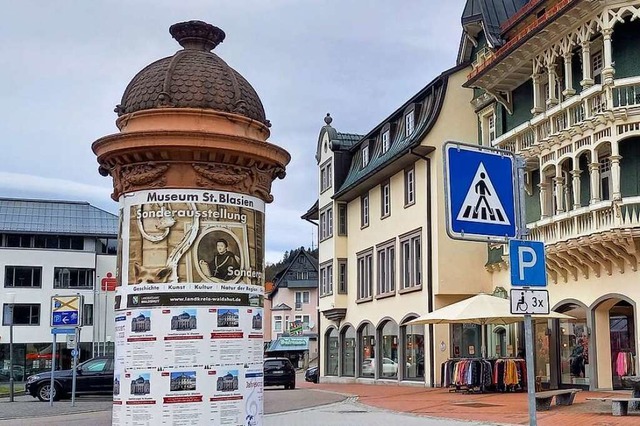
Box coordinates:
[453,402,501,408]
[335,410,369,413]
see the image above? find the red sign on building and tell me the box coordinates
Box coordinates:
[101,272,117,291]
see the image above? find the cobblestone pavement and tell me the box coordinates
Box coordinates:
[265,397,498,426]
[0,397,496,426]
[0,395,112,421]
[5,380,640,426]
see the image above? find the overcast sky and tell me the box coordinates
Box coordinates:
[0,0,466,264]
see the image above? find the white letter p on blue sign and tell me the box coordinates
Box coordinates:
[509,239,547,287]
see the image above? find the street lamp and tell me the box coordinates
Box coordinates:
[6,292,16,402]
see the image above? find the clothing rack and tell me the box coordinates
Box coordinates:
[441,357,526,394]
[615,350,636,377]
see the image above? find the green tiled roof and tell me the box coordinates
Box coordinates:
[334,65,463,199]
[462,0,529,47]
[333,132,363,149]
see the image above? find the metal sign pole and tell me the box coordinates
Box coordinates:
[516,156,537,426]
[49,332,57,407]
[71,327,78,407]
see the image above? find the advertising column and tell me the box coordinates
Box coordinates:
[94,20,290,426]
[112,190,266,425]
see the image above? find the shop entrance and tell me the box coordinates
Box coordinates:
[609,301,636,389]
[555,303,589,389]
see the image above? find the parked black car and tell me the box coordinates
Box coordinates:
[304,366,319,383]
[263,357,296,389]
[25,356,114,401]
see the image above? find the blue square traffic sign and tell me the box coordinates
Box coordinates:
[52,310,80,327]
[509,239,547,287]
[444,142,517,242]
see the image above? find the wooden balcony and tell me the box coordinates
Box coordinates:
[525,197,640,283]
[493,77,640,165]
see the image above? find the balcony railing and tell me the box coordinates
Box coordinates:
[493,81,622,153]
[613,77,640,107]
[526,197,640,245]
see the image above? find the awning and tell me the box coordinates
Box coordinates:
[267,336,309,352]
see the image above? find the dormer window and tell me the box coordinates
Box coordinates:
[381,129,390,154]
[405,110,415,136]
[362,142,370,168]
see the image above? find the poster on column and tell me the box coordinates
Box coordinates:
[113,189,265,426]
[117,189,265,298]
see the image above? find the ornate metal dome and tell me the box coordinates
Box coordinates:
[115,20,269,126]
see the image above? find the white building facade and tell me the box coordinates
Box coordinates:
[0,198,118,381]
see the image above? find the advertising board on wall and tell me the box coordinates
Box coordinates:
[113,189,265,426]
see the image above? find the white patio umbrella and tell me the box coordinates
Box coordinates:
[407,293,574,357]
[407,293,573,326]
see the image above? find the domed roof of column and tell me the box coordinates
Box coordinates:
[115,20,269,127]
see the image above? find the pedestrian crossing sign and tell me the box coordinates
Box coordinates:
[444,141,517,242]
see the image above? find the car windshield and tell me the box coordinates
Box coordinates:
[264,360,287,369]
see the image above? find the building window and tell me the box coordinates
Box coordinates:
[97,238,118,255]
[326,328,339,376]
[377,241,396,295]
[3,303,40,326]
[481,108,496,146]
[337,259,348,294]
[404,166,415,206]
[599,156,612,201]
[319,205,333,241]
[83,304,94,326]
[338,203,347,236]
[295,271,309,279]
[362,143,370,168]
[341,326,356,376]
[405,111,415,136]
[451,323,481,358]
[6,234,32,248]
[54,268,94,289]
[357,249,373,301]
[361,194,369,228]
[274,315,283,332]
[400,230,422,290]
[592,49,603,82]
[295,291,310,309]
[4,266,42,288]
[403,319,425,381]
[295,314,311,330]
[379,320,399,379]
[382,129,391,153]
[359,323,375,378]
[5,234,85,250]
[320,262,333,296]
[320,160,333,193]
[381,181,391,218]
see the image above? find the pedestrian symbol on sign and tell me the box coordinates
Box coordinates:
[457,163,510,225]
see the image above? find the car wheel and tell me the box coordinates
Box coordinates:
[36,382,61,402]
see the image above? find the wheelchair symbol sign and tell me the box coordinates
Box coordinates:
[510,289,549,315]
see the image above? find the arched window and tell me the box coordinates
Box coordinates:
[402,318,424,381]
[341,326,356,376]
[378,320,399,379]
[325,328,339,376]
[358,323,375,378]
